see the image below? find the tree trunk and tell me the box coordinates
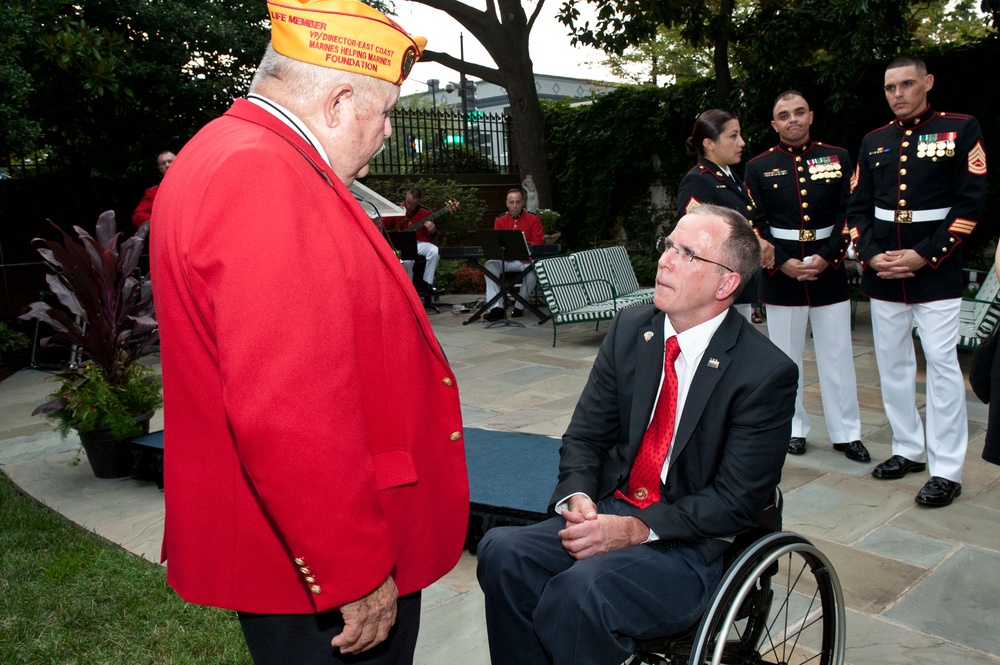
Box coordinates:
[411,0,553,207]
[497,54,553,209]
[712,0,735,105]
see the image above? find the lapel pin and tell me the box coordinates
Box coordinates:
[707,358,720,369]
[643,332,654,342]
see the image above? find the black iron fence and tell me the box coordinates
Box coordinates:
[370,108,511,176]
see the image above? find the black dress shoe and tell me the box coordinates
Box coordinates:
[483,307,505,322]
[511,308,524,318]
[787,437,806,455]
[915,476,962,507]
[833,440,871,462]
[871,455,926,480]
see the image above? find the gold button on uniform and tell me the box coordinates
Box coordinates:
[803,215,811,222]
[905,130,913,136]
[902,141,910,147]
[442,377,453,386]
[901,155,908,162]
[450,431,462,441]
[800,189,807,196]
[900,168,907,175]
[311,585,322,595]
[294,558,305,566]
[300,567,310,575]
[799,177,806,183]
[899,199,907,207]
[900,184,908,191]
[305,576,315,583]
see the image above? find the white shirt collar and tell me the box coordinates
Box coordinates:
[664,309,729,368]
[246,94,331,168]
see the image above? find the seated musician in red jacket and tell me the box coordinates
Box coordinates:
[483,187,544,321]
[131,150,175,228]
[383,187,440,290]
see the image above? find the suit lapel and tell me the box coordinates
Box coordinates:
[630,311,666,450]
[671,308,743,460]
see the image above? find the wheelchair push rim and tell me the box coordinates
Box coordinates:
[689,532,846,665]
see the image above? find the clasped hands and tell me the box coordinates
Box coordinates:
[780,254,830,281]
[869,249,925,279]
[559,495,651,560]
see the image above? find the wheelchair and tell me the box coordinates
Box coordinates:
[628,490,846,665]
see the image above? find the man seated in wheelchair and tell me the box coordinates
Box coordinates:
[477,205,798,665]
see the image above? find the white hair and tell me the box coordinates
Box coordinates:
[249,44,396,111]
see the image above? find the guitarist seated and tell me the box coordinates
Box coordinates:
[383,187,440,292]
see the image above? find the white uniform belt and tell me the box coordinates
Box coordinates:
[770,225,835,241]
[874,206,951,223]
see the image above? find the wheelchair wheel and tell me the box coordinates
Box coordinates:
[688,532,845,665]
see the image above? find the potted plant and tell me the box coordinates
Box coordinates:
[538,209,562,244]
[20,211,161,478]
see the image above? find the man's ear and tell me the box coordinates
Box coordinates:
[924,73,935,93]
[716,272,741,302]
[322,83,354,129]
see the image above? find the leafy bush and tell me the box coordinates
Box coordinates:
[454,265,486,294]
[0,322,30,369]
[364,177,488,247]
[408,144,500,175]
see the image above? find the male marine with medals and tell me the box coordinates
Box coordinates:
[151,1,469,662]
[848,56,987,507]
[745,90,867,463]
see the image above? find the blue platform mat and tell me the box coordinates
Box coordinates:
[464,427,560,515]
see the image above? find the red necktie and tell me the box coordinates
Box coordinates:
[617,336,681,509]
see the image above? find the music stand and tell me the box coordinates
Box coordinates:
[387,232,438,313]
[478,229,532,329]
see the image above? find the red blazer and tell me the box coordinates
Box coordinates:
[151,99,469,614]
[494,211,544,261]
[132,185,159,227]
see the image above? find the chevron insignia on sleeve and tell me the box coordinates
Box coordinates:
[684,196,702,214]
[969,141,987,175]
[949,218,977,235]
[849,226,859,241]
[850,164,859,192]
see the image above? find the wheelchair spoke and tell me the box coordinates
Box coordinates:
[639,533,845,665]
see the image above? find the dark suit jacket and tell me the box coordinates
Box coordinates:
[550,305,797,564]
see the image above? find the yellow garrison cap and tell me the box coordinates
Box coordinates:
[268,0,426,85]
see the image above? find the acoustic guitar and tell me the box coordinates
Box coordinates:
[400,199,460,232]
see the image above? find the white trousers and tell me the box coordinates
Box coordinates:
[735,303,753,322]
[870,298,967,482]
[401,241,440,285]
[766,301,861,443]
[485,260,536,310]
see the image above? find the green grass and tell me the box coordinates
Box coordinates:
[0,473,250,664]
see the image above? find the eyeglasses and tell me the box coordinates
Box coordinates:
[656,236,734,273]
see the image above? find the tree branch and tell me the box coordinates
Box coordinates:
[526,0,546,33]
[411,0,494,34]
[421,50,505,86]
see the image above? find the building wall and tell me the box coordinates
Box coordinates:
[403,73,616,115]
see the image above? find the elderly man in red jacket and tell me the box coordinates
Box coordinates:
[150,2,469,663]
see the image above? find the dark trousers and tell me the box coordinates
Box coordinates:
[237,591,421,665]
[476,499,722,665]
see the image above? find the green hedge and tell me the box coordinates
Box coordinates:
[543,37,999,263]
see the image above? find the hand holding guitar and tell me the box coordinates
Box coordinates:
[402,199,460,233]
